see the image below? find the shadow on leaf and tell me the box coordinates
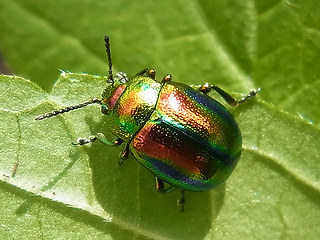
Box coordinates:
[83,114,225,240]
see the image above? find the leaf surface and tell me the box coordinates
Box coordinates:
[0,0,320,239]
[0,74,319,239]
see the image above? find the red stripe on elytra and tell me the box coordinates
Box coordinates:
[133,122,214,178]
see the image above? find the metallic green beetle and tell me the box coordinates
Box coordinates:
[36,36,259,209]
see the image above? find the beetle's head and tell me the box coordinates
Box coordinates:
[100,72,128,115]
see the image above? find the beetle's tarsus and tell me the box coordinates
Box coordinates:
[237,88,261,104]
[73,136,97,145]
[74,134,125,147]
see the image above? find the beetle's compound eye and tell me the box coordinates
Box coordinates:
[101,105,110,115]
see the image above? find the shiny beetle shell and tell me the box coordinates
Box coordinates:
[102,73,242,191]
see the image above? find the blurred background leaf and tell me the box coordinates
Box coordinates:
[0,0,319,239]
[1,0,320,127]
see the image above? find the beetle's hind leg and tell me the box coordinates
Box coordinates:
[155,177,185,211]
[199,83,261,106]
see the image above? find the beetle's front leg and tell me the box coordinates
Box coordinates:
[73,133,124,147]
[199,83,261,106]
[118,143,130,165]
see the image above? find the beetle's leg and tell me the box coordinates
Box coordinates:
[161,74,172,83]
[119,143,130,165]
[155,177,185,211]
[75,134,130,165]
[199,83,261,106]
[135,68,156,80]
[177,190,185,212]
[155,177,165,192]
[73,133,124,147]
[155,177,177,193]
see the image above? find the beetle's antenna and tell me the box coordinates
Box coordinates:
[104,36,114,84]
[35,98,101,120]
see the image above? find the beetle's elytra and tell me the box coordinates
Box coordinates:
[36,36,260,210]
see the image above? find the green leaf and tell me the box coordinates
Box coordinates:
[1,0,320,239]
[1,73,320,239]
[1,1,320,127]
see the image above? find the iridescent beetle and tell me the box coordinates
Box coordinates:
[36,36,260,210]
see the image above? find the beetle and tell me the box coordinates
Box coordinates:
[36,36,260,210]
